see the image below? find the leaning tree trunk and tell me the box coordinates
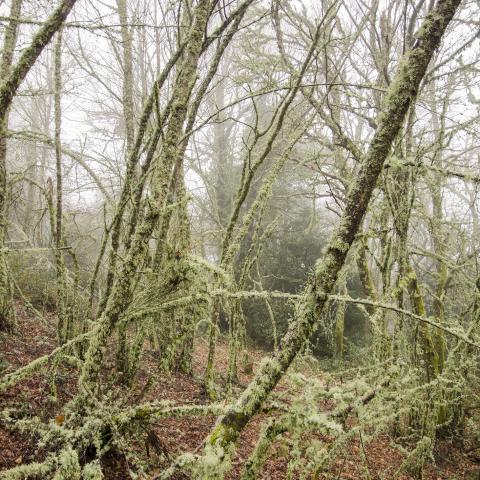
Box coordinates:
[79,0,212,390]
[190,1,462,475]
[0,0,78,118]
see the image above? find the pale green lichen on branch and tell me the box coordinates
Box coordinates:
[179,0,463,476]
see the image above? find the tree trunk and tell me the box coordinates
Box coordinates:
[0,0,23,332]
[79,0,212,390]
[52,28,69,345]
[194,1,462,473]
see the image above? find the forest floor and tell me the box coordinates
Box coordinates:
[1,303,480,479]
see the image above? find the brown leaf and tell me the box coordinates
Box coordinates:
[55,413,65,425]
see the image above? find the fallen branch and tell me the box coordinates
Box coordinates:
[0,329,93,393]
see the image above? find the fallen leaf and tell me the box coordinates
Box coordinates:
[55,414,65,425]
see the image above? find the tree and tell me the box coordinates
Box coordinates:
[1,0,479,478]
[188,1,463,475]
[0,0,78,331]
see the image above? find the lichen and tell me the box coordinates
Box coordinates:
[81,460,103,480]
[52,447,81,480]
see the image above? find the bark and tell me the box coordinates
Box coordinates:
[113,0,253,375]
[142,0,254,380]
[431,178,447,373]
[96,0,251,310]
[193,0,462,473]
[429,86,449,374]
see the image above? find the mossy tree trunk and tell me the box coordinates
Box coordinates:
[92,23,188,320]
[0,0,77,333]
[115,0,135,152]
[429,83,450,375]
[193,1,462,472]
[335,280,347,359]
[356,238,378,313]
[0,0,78,117]
[170,170,195,374]
[52,27,70,345]
[0,0,23,332]
[113,0,138,376]
[143,1,254,380]
[375,203,395,360]
[79,0,213,390]
[355,229,379,343]
[430,183,448,374]
[407,266,439,381]
[427,85,451,426]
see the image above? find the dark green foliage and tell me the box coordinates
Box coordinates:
[242,206,325,347]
